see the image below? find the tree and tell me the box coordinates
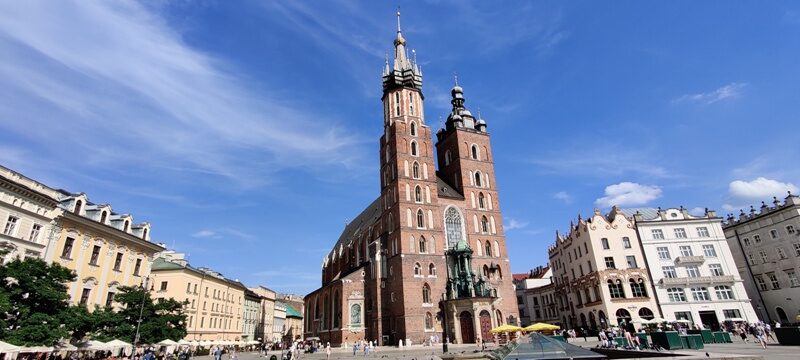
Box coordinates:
[92,286,187,344]
[0,257,76,346]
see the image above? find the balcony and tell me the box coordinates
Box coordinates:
[674,256,705,266]
[660,275,735,286]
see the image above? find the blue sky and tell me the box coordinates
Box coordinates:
[1,1,799,294]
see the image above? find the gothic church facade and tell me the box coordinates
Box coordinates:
[304,14,518,346]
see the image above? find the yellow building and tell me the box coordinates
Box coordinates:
[44,191,164,308]
[150,251,246,341]
[249,286,276,345]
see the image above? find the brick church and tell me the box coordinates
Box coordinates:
[303,12,519,346]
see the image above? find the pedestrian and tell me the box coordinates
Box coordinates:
[764,323,775,343]
[755,324,767,349]
[739,324,748,342]
[325,343,330,360]
[581,328,587,342]
[364,342,369,356]
[352,343,357,356]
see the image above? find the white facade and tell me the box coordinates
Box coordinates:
[631,207,757,328]
[0,165,60,263]
[514,266,553,326]
[723,194,800,323]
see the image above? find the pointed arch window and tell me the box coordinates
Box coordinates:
[478,192,486,209]
[471,145,479,160]
[422,283,431,304]
[410,122,417,136]
[414,263,422,276]
[483,265,490,278]
[409,93,415,115]
[425,312,434,330]
[481,216,489,233]
[395,92,400,116]
[429,263,436,276]
[474,172,482,187]
[410,141,418,156]
[445,150,452,166]
[419,236,427,253]
[445,207,464,248]
[485,242,492,257]
[417,209,425,228]
[412,162,420,179]
[415,185,422,203]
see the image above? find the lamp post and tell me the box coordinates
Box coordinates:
[131,277,152,359]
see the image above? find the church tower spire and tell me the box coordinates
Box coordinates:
[382,8,423,102]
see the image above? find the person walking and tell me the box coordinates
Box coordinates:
[325,343,330,360]
[352,343,357,356]
[755,324,767,349]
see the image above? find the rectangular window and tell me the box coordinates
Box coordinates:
[794,243,800,257]
[756,276,768,291]
[61,237,75,259]
[80,288,91,305]
[686,265,701,277]
[787,271,799,287]
[754,235,761,243]
[787,225,796,235]
[657,247,671,260]
[604,257,615,269]
[768,273,780,289]
[113,253,123,271]
[89,245,101,265]
[3,216,18,236]
[690,287,711,301]
[622,237,631,249]
[626,255,638,269]
[747,253,757,265]
[105,292,115,307]
[601,238,609,249]
[723,309,741,319]
[675,228,687,239]
[187,283,192,293]
[29,224,42,242]
[709,264,724,276]
[667,288,686,302]
[777,247,788,259]
[697,227,710,237]
[702,245,717,257]
[133,259,142,276]
[662,266,677,278]
[770,229,778,239]
[679,246,693,257]
[759,251,769,263]
[160,281,168,291]
[652,229,664,240]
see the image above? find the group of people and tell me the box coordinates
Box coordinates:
[731,321,778,349]
[596,321,644,350]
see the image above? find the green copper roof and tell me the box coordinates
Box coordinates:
[284,303,303,318]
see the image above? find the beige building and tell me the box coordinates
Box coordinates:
[45,191,164,309]
[548,207,660,330]
[273,302,286,344]
[723,194,800,323]
[150,251,246,341]
[242,289,262,342]
[513,266,558,327]
[0,165,60,263]
[250,286,276,344]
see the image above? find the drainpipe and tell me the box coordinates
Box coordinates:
[632,223,665,319]
[733,229,772,323]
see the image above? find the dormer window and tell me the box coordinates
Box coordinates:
[123,220,130,232]
[142,228,148,240]
[100,211,107,224]
[74,200,83,214]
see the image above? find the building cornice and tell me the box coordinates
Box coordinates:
[59,212,164,253]
[0,176,59,209]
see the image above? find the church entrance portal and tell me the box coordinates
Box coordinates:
[460,311,475,344]
[479,310,492,342]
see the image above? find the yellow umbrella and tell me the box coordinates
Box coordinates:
[523,323,561,332]
[490,324,523,333]
[795,314,800,321]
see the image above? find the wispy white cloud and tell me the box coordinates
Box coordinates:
[673,83,747,105]
[553,191,573,204]
[504,218,529,231]
[191,228,256,242]
[595,182,662,208]
[0,1,366,189]
[531,148,672,179]
[722,177,798,211]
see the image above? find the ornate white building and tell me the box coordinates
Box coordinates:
[630,207,758,329]
[0,165,60,263]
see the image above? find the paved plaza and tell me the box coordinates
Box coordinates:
[244,337,799,360]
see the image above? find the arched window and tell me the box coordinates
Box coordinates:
[429,263,436,276]
[414,263,422,276]
[471,145,479,160]
[411,141,418,156]
[395,92,400,116]
[100,211,107,223]
[415,186,422,203]
[478,192,486,209]
[142,228,148,240]
[417,209,425,228]
[474,172,482,187]
[410,122,417,136]
[483,265,490,278]
[714,285,734,300]
[425,312,434,330]
[497,266,503,279]
[123,220,130,232]
[74,200,83,214]
[445,150,452,166]
[333,291,340,328]
[409,93,415,115]
[615,309,632,325]
[419,236,427,253]
[638,307,654,320]
[422,284,431,303]
[481,216,489,233]
[629,278,647,297]
[485,242,492,257]
[608,279,625,298]
[445,207,464,248]
[412,162,420,179]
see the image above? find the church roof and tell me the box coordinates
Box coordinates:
[329,197,382,258]
[437,175,464,199]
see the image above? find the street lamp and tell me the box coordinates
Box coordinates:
[131,277,152,359]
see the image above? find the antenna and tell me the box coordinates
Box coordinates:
[454,72,459,86]
[396,6,402,33]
